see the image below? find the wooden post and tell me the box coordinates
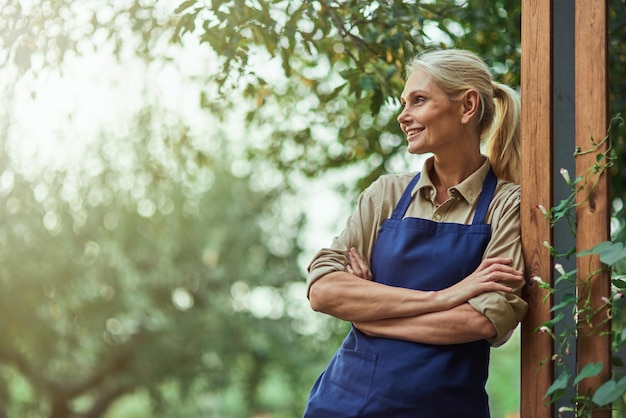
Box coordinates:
[520,1,554,417]
[575,1,611,416]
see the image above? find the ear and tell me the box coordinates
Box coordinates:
[460,89,481,125]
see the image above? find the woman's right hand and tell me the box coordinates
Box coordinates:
[346,247,373,281]
[438,257,524,308]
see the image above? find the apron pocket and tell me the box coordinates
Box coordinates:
[305,348,378,417]
[327,348,377,397]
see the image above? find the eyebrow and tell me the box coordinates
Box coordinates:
[400,89,429,103]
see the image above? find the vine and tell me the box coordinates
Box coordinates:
[532,115,626,417]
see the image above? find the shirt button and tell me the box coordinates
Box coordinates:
[434,214,442,220]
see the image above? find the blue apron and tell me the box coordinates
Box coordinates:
[304,168,498,418]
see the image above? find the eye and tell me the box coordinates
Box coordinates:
[414,96,426,104]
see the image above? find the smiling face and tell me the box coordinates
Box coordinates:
[397,69,469,157]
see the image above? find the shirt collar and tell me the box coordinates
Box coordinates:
[412,156,492,205]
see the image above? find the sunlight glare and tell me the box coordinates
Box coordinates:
[7,52,144,176]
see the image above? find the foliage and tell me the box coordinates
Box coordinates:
[180,0,524,191]
[608,0,626,244]
[0,0,524,193]
[0,105,337,417]
[1,1,623,208]
[534,116,626,417]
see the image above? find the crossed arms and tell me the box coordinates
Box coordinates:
[308,248,524,345]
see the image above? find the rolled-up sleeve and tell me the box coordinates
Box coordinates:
[468,184,528,347]
[306,179,385,296]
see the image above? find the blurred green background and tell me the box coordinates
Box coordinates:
[0,1,625,417]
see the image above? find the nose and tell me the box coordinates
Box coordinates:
[397,106,410,126]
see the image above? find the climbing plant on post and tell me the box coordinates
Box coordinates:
[521,0,613,417]
[534,115,622,416]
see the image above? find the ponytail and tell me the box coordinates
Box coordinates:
[486,82,521,184]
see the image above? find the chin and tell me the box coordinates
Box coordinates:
[407,144,427,155]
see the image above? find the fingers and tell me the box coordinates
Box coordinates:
[487,281,516,293]
[485,268,524,282]
[480,267,524,295]
[347,249,362,276]
[479,257,523,282]
[347,247,372,281]
[439,257,525,306]
[478,257,513,271]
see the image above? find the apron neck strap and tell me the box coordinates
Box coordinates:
[390,173,421,220]
[471,167,498,225]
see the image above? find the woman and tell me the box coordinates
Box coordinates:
[303,49,528,418]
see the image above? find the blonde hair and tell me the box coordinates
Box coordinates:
[407,49,521,183]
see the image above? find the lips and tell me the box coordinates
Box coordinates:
[406,127,424,136]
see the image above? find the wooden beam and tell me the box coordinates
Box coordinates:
[575,1,611,416]
[520,1,554,417]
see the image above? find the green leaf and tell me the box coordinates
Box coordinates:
[612,278,626,290]
[545,370,569,399]
[578,241,626,266]
[592,376,626,406]
[321,83,347,102]
[554,269,577,286]
[550,198,572,222]
[574,362,603,385]
[601,245,626,266]
[280,47,292,77]
[552,198,570,212]
[358,75,376,91]
[620,327,626,346]
[578,241,612,256]
[551,293,577,312]
[539,312,565,329]
[175,0,197,14]
[370,88,383,115]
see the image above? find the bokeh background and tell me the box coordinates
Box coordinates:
[0,1,625,417]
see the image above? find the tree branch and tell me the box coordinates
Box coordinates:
[55,331,149,400]
[0,341,56,391]
[75,385,134,418]
[318,0,373,52]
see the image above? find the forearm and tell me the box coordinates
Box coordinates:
[310,255,522,324]
[353,303,496,345]
[308,271,452,322]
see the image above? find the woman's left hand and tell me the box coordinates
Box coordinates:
[346,247,373,281]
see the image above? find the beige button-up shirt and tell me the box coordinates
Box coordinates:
[307,157,528,347]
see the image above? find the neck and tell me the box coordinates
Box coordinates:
[430,152,486,190]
